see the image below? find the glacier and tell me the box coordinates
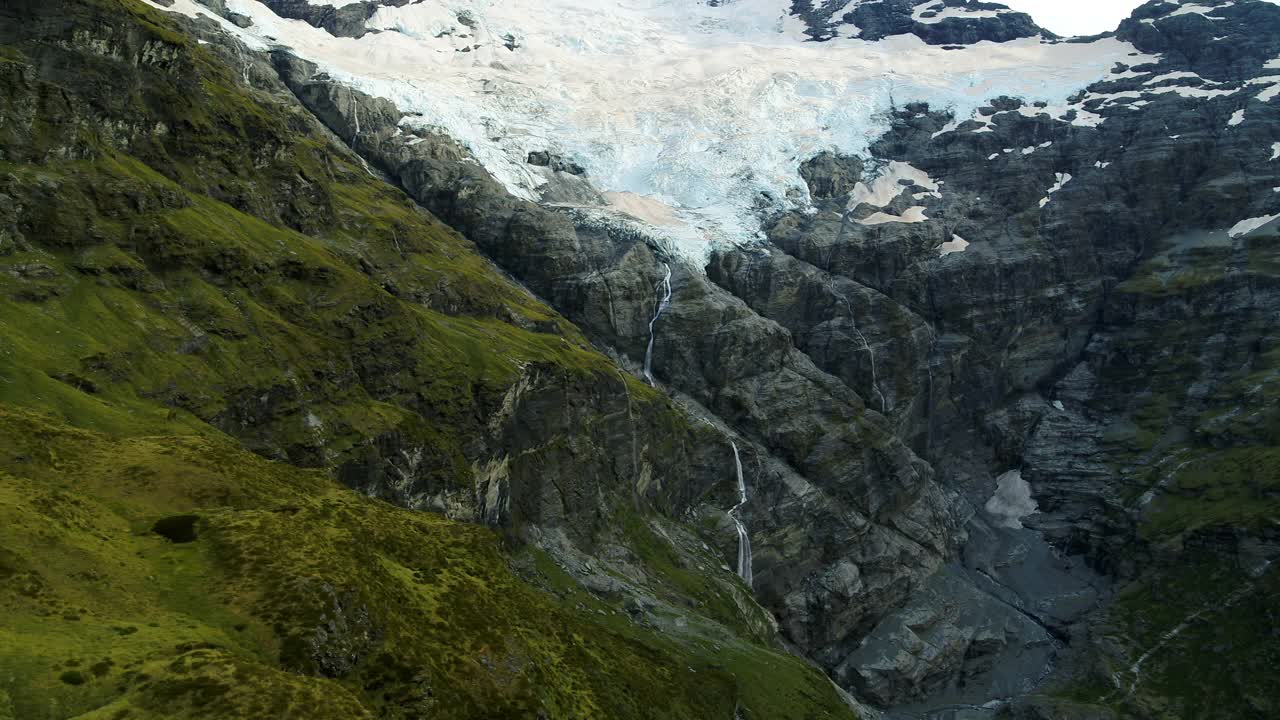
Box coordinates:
[148,0,1160,264]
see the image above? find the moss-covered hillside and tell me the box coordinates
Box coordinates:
[0,405,852,720]
[0,0,857,717]
[1030,230,1280,720]
[0,0,617,484]
[1094,236,1280,719]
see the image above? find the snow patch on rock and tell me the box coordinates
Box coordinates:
[912,2,1009,24]
[1228,214,1280,238]
[1250,74,1280,102]
[937,234,969,256]
[849,161,940,209]
[985,470,1038,530]
[1039,172,1072,208]
[1144,70,1201,85]
[859,206,929,225]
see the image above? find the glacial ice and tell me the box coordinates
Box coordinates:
[146,0,1160,265]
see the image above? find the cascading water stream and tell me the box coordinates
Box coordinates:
[643,263,673,387]
[828,278,887,413]
[729,441,753,587]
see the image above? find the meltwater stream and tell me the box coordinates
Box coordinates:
[730,441,753,587]
[643,263,673,387]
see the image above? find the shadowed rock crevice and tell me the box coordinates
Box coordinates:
[151,514,200,543]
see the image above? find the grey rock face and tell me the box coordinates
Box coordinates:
[248,0,409,38]
[1119,0,1280,79]
[259,0,1280,714]
[707,244,936,440]
[526,150,586,176]
[790,0,1045,43]
[697,0,1279,710]
[195,0,253,27]
[306,582,381,678]
[841,564,1055,708]
[799,152,866,201]
[272,48,956,682]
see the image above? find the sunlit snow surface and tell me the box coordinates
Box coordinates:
[148,0,1157,264]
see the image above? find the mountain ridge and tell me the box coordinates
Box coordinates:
[2,0,1278,717]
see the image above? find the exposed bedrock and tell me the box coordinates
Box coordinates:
[250,0,413,38]
[712,3,1280,708]
[706,244,938,444]
[267,0,1280,710]
[272,50,957,679]
[789,0,1045,44]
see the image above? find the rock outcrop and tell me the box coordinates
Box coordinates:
[273,50,956,679]
[792,0,1046,43]
[262,0,1280,714]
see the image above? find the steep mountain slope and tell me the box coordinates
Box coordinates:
[0,1,858,718]
[4,0,1280,718]
[0,406,847,720]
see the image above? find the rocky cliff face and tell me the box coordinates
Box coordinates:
[269,54,957,679]
[262,0,1280,708]
[791,0,1045,43]
[742,3,1280,712]
[4,0,1280,717]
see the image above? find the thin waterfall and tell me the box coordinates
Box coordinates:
[925,358,935,453]
[828,277,886,412]
[729,441,753,587]
[643,263,673,387]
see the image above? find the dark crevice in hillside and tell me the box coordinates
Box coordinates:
[151,514,200,543]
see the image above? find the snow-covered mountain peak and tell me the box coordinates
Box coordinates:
[147,0,1153,263]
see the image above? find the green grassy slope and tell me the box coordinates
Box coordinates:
[0,0,857,717]
[0,405,852,720]
[1038,233,1280,719]
[1102,233,1280,717]
[0,4,617,476]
